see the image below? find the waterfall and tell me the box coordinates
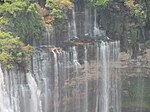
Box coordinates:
[0,1,149,112]
[136,68,144,112]
[84,7,91,36]
[20,85,30,112]
[72,46,81,112]
[0,65,12,112]
[95,43,100,112]
[100,42,110,112]
[0,6,122,111]
[27,73,41,112]
[112,41,121,112]
[94,9,97,31]
[71,7,81,112]
[95,41,121,112]
[52,50,59,112]
[84,8,88,35]
[72,9,77,38]
[93,9,100,37]
[0,40,123,112]
[42,78,48,112]
[84,45,88,112]
[68,22,71,39]
[93,9,106,37]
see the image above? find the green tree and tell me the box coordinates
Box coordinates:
[87,0,109,7]
[125,0,146,25]
[45,0,73,20]
[0,1,45,44]
[0,32,33,69]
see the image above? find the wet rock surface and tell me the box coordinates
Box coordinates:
[122,108,150,112]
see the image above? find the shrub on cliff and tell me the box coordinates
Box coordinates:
[0,32,33,69]
[0,1,45,44]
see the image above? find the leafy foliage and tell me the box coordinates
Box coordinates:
[0,0,73,70]
[0,17,11,31]
[45,0,73,20]
[0,1,45,43]
[0,1,45,69]
[0,32,33,69]
[125,0,146,25]
[87,0,109,7]
[46,0,73,9]
[0,1,27,17]
[45,0,73,40]
[125,0,135,8]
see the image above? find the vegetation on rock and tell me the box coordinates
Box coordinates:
[45,0,73,20]
[0,0,73,69]
[96,0,150,58]
[0,1,45,43]
[0,32,33,69]
[0,0,44,69]
[87,0,109,7]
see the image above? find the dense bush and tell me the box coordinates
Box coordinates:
[0,1,45,44]
[0,1,44,69]
[0,32,33,69]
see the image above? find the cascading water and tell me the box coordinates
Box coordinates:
[0,1,123,111]
[26,73,41,112]
[100,42,110,112]
[95,43,100,112]
[0,65,12,112]
[93,9,106,38]
[84,8,89,35]
[72,9,77,38]
[84,7,91,36]
[93,9,100,37]
[20,85,30,112]
[52,50,59,112]
[0,1,148,112]
[95,41,121,112]
[84,45,88,112]
[0,41,122,112]
[72,6,82,112]
[42,78,48,112]
[111,41,121,112]
[135,68,144,112]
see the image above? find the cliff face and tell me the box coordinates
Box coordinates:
[38,0,150,80]
[41,0,149,59]
[1,1,150,112]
